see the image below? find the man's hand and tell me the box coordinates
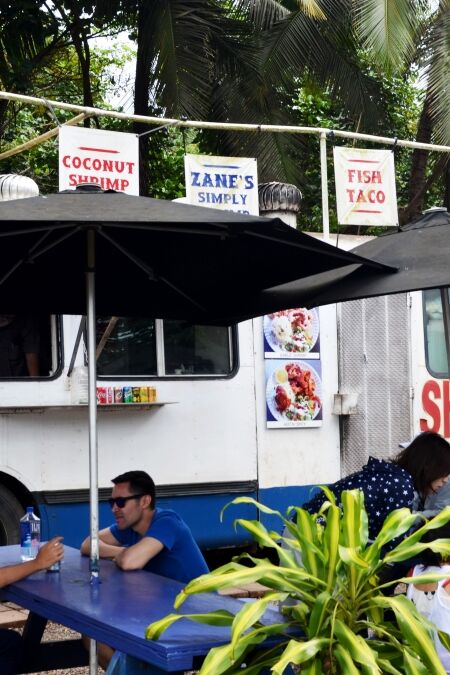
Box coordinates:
[80,528,126,559]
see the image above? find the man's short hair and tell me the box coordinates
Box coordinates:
[112,471,156,508]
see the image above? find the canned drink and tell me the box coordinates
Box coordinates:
[148,387,157,402]
[139,386,149,403]
[132,387,141,403]
[123,386,133,403]
[96,387,107,405]
[114,387,124,403]
[106,387,114,404]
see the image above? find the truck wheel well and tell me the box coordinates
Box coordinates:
[0,473,36,545]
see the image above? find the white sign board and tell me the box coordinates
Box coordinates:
[333,147,398,226]
[59,126,139,195]
[184,154,258,215]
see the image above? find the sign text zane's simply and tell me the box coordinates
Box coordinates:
[184,155,258,215]
[59,126,139,195]
[333,147,398,227]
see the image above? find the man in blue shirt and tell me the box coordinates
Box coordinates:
[81,470,208,582]
[80,470,208,668]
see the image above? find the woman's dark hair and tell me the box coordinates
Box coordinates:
[393,431,450,496]
[417,522,450,567]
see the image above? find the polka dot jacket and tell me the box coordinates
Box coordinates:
[301,456,414,540]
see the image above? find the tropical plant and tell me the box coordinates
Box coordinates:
[147,489,450,674]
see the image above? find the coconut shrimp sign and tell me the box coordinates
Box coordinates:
[184,155,258,215]
[59,126,139,195]
[333,147,398,226]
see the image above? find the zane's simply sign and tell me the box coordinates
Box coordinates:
[184,154,258,215]
[333,147,398,226]
[59,126,139,195]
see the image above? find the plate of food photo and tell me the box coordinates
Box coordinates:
[266,361,322,423]
[264,308,319,355]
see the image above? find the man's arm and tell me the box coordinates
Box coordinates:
[25,352,39,377]
[114,537,164,571]
[80,527,126,559]
[0,537,63,587]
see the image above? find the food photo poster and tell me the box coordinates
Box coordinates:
[265,359,323,428]
[264,308,320,359]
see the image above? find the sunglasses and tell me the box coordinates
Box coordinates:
[108,494,146,508]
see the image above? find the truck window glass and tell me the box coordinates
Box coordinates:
[0,314,57,378]
[423,289,449,377]
[95,317,233,377]
[163,321,232,375]
[96,317,157,376]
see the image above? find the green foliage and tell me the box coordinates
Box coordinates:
[291,71,423,232]
[147,491,450,674]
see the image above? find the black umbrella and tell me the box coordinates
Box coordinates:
[0,188,392,322]
[262,208,450,310]
[0,186,393,587]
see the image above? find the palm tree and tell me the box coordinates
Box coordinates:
[90,0,389,192]
[350,0,450,220]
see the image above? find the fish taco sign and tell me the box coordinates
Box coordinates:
[184,154,258,215]
[59,126,139,195]
[333,146,398,227]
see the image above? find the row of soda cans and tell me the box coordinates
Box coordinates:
[96,386,157,405]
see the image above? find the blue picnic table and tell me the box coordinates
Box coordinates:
[0,544,285,674]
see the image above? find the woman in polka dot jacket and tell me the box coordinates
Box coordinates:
[301,431,450,541]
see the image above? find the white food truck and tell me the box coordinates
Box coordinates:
[0,177,444,554]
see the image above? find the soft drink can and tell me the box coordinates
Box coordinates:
[114,387,124,403]
[139,386,149,403]
[96,387,107,405]
[132,387,141,403]
[149,387,157,402]
[106,387,114,404]
[123,386,133,403]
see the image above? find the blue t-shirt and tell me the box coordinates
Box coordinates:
[110,508,209,583]
[302,457,414,540]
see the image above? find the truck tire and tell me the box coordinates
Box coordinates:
[0,486,25,545]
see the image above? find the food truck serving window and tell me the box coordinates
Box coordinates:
[95,317,235,378]
[423,289,450,378]
[0,314,60,379]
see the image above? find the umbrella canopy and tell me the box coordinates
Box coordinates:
[0,188,393,323]
[262,208,450,310]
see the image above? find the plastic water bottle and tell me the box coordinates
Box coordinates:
[20,507,40,561]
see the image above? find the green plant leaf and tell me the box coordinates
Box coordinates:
[437,628,450,653]
[334,643,361,674]
[221,496,286,521]
[230,592,285,655]
[339,545,370,569]
[323,501,340,590]
[333,619,380,672]
[372,595,447,674]
[307,590,332,638]
[402,649,429,675]
[232,519,296,568]
[271,637,330,674]
[145,609,234,640]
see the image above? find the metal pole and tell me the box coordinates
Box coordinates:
[320,132,330,240]
[3,89,450,154]
[86,228,99,674]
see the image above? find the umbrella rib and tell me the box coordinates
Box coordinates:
[103,222,230,237]
[245,230,398,272]
[97,229,207,312]
[0,227,79,287]
[0,222,80,237]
